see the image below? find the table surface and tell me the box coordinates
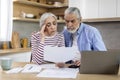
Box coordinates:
[0,62,120,80]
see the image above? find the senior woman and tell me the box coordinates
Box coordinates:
[31,12,65,65]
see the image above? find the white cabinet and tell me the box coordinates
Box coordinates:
[69,0,86,18]
[0,52,31,62]
[83,0,99,19]
[99,0,116,18]
[69,0,99,19]
[117,0,120,17]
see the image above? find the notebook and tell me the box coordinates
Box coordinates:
[80,51,120,74]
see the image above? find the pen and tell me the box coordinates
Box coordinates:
[28,66,33,70]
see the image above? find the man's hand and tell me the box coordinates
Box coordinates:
[74,60,81,66]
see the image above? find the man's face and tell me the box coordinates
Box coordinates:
[64,13,80,33]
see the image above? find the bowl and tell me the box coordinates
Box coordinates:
[26,14,34,18]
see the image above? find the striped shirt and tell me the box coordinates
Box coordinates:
[31,32,65,65]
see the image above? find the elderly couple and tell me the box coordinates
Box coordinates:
[31,7,107,68]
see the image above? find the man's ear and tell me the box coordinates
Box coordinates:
[79,17,82,23]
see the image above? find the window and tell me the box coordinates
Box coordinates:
[0,0,13,41]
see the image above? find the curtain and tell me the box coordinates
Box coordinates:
[0,0,13,41]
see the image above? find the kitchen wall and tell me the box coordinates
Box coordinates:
[6,21,64,48]
[13,21,120,50]
[85,21,120,50]
[0,21,120,50]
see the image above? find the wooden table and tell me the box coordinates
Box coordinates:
[0,62,120,80]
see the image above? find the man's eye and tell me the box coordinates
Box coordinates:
[71,20,75,23]
[65,20,69,23]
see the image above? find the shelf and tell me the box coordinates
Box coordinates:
[82,17,120,22]
[13,17,39,22]
[0,48,31,55]
[13,17,65,23]
[13,0,68,8]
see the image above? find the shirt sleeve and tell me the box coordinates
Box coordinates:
[58,33,65,47]
[31,34,45,65]
[92,29,107,51]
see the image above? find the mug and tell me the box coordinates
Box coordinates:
[21,38,28,48]
[0,57,12,70]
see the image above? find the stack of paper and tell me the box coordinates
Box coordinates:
[21,64,42,73]
[6,63,79,79]
[37,68,79,78]
[6,67,23,74]
[39,64,58,69]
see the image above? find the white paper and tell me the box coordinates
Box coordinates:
[37,68,79,78]
[6,67,23,74]
[39,64,58,69]
[21,64,42,73]
[44,46,78,63]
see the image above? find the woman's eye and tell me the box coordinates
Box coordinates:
[46,23,51,27]
[53,22,57,25]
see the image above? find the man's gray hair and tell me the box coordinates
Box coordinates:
[64,7,81,19]
[39,12,57,28]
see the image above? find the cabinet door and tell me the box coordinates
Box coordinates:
[69,0,99,19]
[117,0,120,17]
[69,0,84,18]
[83,0,99,19]
[0,52,31,62]
[99,0,116,18]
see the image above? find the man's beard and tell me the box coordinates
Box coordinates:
[67,26,79,33]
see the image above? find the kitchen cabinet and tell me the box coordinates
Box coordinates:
[69,0,120,22]
[0,52,31,62]
[99,0,116,18]
[83,0,99,19]
[69,0,85,18]
[117,0,120,17]
[0,48,31,62]
[13,0,68,23]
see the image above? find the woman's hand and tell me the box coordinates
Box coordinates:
[40,25,46,42]
[56,62,65,68]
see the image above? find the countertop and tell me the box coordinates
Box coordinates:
[0,48,31,56]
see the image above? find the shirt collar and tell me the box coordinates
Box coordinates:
[77,23,84,35]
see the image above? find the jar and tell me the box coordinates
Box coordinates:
[2,42,8,49]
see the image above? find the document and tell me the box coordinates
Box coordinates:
[39,64,58,69]
[44,46,78,63]
[37,68,79,78]
[21,64,42,73]
[6,67,23,74]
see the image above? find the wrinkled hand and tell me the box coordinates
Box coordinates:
[40,25,46,42]
[56,62,65,68]
[40,25,46,38]
[74,60,81,66]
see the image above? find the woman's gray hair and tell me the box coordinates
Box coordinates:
[39,12,57,28]
[64,7,81,20]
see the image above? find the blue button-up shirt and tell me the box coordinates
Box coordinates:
[63,23,107,51]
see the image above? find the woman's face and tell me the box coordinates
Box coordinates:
[44,16,57,36]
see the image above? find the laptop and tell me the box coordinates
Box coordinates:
[80,51,120,74]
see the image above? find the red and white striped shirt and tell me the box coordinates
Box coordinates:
[31,32,65,65]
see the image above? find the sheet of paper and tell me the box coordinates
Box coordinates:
[44,46,78,63]
[39,64,58,69]
[6,67,23,74]
[37,68,79,78]
[21,64,42,73]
